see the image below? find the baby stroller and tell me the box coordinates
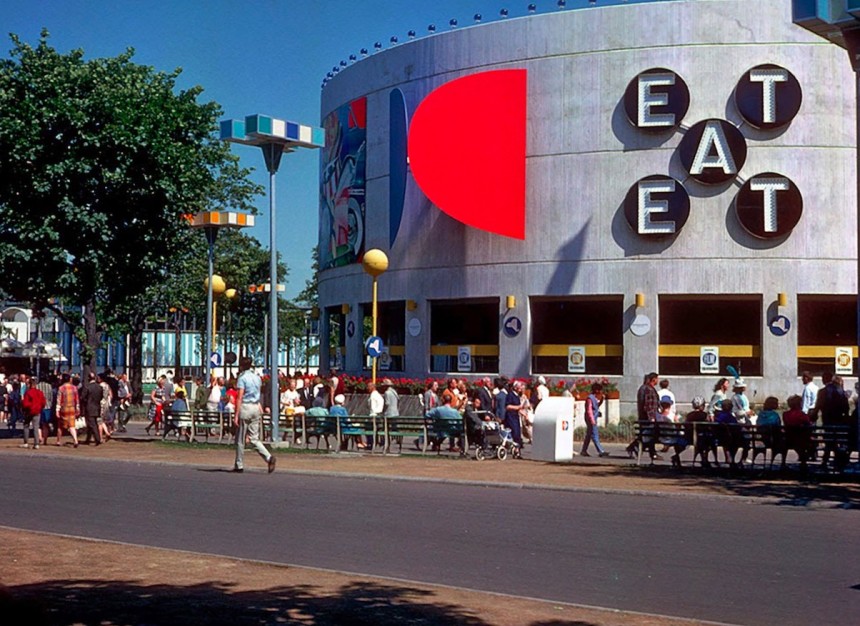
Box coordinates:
[474,421,520,460]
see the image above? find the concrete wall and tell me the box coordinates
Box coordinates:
[318,0,858,411]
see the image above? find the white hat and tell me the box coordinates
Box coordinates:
[334,394,345,405]
[537,376,546,385]
[733,378,746,389]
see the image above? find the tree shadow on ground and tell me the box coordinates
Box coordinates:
[1,579,604,626]
[555,462,860,507]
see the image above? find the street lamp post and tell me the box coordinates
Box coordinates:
[361,249,389,385]
[206,274,227,377]
[190,211,253,386]
[221,115,324,441]
[223,288,237,378]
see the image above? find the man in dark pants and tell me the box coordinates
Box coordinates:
[811,371,850,470]
[79,372,103,446]
[626,372,661,460]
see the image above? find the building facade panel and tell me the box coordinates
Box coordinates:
[318,0,857,408]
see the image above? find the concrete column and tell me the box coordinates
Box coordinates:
[343,304,363,373]
[761,294,798,398]
[404,299,429,378]
[623,293,658,409]
[499,293,529,377]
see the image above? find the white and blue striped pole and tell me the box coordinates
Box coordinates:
[220,115,324,441]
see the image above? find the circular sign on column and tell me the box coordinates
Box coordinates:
[630,314,652,337]
[734,64,802,131]
[408,317,422,337]
[678,119,747,185]
[623,68,690,131]
[503,316,522,338]
[735,172,802,239]
[769,315,791,336]
[624,175,690,237]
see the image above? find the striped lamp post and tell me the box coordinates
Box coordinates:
[220,115,324,441]
[190,211,254,387]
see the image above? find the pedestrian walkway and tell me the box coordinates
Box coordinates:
[3,421,859,505]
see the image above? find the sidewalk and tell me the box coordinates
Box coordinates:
[3,422,859,504]
[1,424,857,626]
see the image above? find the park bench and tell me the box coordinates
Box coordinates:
[632,422,857,473]
[382,415,428,453]
[299,411,338,449]
[633,420,687,465]
[162,409,194,441]
[261,412,298,443]
[425,415,467,454]
[192,409,229,443]
[811,424,853,472]
[335,414,380,451]
[741,424,851,472]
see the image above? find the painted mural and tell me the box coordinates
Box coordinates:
[320,97,367,269]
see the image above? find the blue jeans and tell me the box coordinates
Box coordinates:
[581,421,605,454]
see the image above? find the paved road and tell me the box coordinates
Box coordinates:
[1,454,857,625]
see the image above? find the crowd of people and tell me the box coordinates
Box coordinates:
[631,370,859,469]
[1,367,130,449]
[275,373,547,454]
[14,363,855,470]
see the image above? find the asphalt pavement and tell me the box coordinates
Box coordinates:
[0,447,858,625]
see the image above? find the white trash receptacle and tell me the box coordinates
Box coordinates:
[531,396,575,462]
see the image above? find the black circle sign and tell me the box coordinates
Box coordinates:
[734,64,802,131]
[623,68,690,131]
[735,172,803,239]
[624,175,690,237]
[678,119,747,185]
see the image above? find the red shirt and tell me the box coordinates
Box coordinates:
[22,387,46,417]
[782,408,811,428]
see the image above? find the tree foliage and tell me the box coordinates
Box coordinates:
[0,30,262,373]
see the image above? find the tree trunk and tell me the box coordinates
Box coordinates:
[82,298,98,380]
[128,320,145,404]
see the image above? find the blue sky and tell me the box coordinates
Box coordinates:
[1,0,661,298]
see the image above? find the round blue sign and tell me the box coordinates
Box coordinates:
[365,336,384,358]
[769,315,791,336]
[346,320,356,338]
[210,351,222,367]
[702,352,717,366]
[503,316,522,338]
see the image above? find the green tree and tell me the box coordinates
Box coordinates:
[104,229,287,400]
[0,31,261,378]
[283,246,320,372]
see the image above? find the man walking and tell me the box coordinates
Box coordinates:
[232,357,276,474]
[80,372,103,446]
[20,378,46,449]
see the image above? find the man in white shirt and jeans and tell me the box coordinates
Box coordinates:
[233,357,276,474]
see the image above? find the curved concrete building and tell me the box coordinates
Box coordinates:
[318,0,857,407]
